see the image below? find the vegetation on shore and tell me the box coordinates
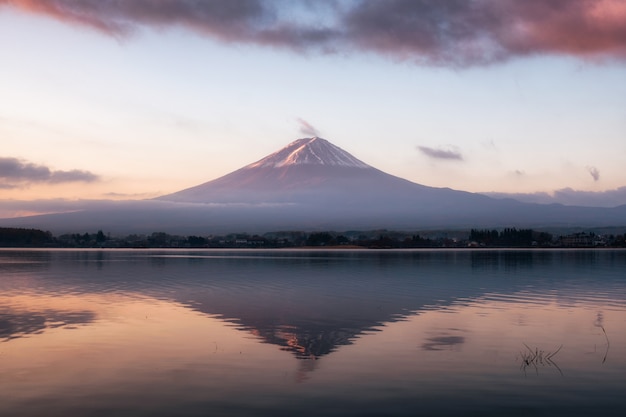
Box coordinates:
[2,227,626,248]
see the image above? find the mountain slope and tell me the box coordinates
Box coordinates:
[156,137,379,203]
[156,137,483,206]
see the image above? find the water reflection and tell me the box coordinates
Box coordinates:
[0,249,625,416]
[421,334,466,351]
[518,343,564,377]
[1,249,625,360]
[0,309,95,341]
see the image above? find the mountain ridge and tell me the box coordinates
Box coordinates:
[156,136,453,204]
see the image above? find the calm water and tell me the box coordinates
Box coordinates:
[1,249,625,416]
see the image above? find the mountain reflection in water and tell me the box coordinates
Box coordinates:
[0,249,625,417]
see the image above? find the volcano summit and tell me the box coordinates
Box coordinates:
[156,137,391,204]
[156,137,484,208]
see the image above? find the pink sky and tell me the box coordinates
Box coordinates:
[1,0,625,212]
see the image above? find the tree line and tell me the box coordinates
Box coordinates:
[468,228,553,247]
[1,227,625,248]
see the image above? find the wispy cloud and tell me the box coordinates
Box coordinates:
[0,198,112,219]
[103,191,162,199]
[0,157,99,187]
[418,145,463,161]
[587,165,600,181]
[2,0,625,67]
[483,186,626,208]
[297,118,320,137]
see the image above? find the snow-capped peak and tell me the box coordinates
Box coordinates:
[246,137,371,169]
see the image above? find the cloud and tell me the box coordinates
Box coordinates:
[0,157,99,187]
[587,165,600,181]
[49,169,99,183]
[297,118,320,137]
[2,0,625,67]
[103,191,162,199]
[483,186,626,208]
[343,0,626,65]
[0,198,109,219]
[418,145,463,161]
[0,198,298,220]
[0,157,50,182]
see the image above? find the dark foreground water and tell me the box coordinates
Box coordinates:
[1,249,625,416]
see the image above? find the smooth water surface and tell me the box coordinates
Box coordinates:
[1,249,625,416]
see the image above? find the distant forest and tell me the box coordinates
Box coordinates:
[1,227,625,248]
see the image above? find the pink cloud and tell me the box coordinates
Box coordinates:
[2,0,625,66]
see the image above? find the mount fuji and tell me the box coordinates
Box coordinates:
[3,137,626,234]
[156,137,463,205]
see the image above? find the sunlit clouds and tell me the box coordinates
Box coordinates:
[2,0,626,66]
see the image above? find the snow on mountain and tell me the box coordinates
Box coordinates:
[155,136,409,203]
[246,137,371,169]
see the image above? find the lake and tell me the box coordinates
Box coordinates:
[1,249,625,416]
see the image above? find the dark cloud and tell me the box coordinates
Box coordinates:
[2,0,625,66]
[0,157,50,182]
[587,166,600,181]
[49,169,99,183]
[0,0,268,39]
[297,118,320,137]
[0,157,99,187]
[418,145,463,161]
